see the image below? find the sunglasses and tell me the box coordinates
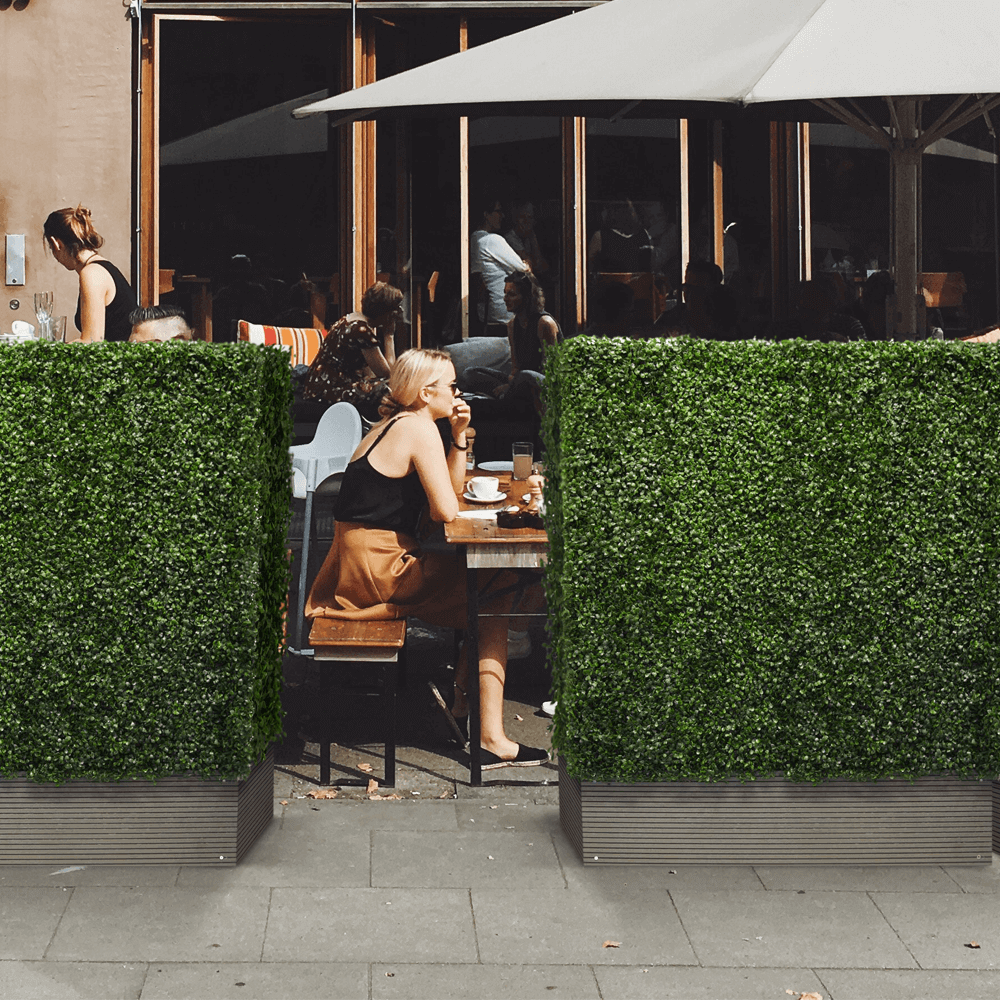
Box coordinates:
[426,380,463,396]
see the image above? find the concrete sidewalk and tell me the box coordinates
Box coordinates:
[4,613,1000,999]
[2,789,1000,999]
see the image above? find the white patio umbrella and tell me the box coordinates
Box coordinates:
[294,0,1000,337]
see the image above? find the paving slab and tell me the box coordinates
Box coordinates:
[942,857,1000,893]
[372,962,601,999]
[552,837,764,892]
[279,798,460,831]
[817,968,1000,999]
[594,965,828,999]
[139,962,368,999]
[454,801,562,835]
[176,810,370,888]
[871,892,1000,969]
[373,830,564,889]
[0,961,146,1000]
[263,887,477,963]
[457,780,559,803]
[0,865,179,888]
[472,885,697,966]
[0,888,71,960]
[45,887,270,963]
[670,889,918,969]
[753,864,963,893]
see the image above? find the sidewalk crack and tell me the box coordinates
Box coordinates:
[867,890,921,969]
[668,889,702,966]
[468,887,483,964]
[41,884,74,961]
[259,886,273,963]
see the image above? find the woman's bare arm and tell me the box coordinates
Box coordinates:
[411,420,461,522]
[361,345,392,378]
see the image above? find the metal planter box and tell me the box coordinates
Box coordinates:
[559,757,993,865]
[0,746,273,866]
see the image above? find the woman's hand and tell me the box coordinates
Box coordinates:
[449,397,472,437]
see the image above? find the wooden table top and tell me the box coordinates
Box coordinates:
[443,470,548,547]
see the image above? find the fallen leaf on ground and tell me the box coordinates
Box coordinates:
[278,800,288,806]
[437,791,452,799]
[369,792,403,800]
[358,762,373,773]
[306,788,338,799]
[786,993,823,1000]
[966,941,981,949]
[367,778,378,795]
[602,940,621,949]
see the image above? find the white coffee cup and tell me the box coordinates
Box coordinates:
[468,476,501,499]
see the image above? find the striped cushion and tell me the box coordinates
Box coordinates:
[237,322,324,367]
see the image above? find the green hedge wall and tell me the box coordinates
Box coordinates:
[0,343,291,783]
[544,337,1000,784]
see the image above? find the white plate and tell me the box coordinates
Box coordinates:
[456,509,499,519]
[478,461,514,473]
[463,490,507,504]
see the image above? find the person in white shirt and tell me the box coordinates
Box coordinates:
[470,194,527,335]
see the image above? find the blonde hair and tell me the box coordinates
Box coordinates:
[377,348,453,419]
[43,205,104,254]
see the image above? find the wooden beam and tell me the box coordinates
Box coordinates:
[711,120,724,273]
[799,121,812,282]
[679,118,690,283]
[459,16,470,340]
[561,116,587,332]
[139,16,159,307]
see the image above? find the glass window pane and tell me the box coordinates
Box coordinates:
[159,19,341,339]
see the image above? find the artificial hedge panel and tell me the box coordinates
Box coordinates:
[544,337,1000,784]
[0,343,291,783]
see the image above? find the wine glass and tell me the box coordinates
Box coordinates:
[34,292,53,330]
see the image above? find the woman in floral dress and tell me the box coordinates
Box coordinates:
[301,281,403,421]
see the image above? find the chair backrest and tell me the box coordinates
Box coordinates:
[294,401,363,464]
[237,321,324,367]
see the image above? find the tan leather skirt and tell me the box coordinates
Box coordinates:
[305,521,472,628]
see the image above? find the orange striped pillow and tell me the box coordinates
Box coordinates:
[237,322,324,366]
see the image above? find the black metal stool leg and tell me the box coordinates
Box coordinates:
[319,661,331,786]
[384,645,400,788]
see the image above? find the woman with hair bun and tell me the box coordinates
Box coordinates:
[306,347,549,771]
[43,206,137,343]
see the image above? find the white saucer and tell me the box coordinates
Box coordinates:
[463,490,507,504]
[478,461,514,473]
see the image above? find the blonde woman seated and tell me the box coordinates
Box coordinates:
[306,348,548,770]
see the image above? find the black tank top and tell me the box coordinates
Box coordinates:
[511,309,561,374]
[74,259,137,343]
[333,417,429,538]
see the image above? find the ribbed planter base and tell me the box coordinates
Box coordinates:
[0,746,273,866]
[559,757,993,865]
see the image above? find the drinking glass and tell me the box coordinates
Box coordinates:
[49,316,67,343]
[34,291,53,328]
[512,441,534,481]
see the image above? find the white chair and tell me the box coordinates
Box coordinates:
[289,402,363,652]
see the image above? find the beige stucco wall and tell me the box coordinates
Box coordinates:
[0,1,132,336]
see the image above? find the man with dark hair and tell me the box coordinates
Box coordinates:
[471,192,527,336]
[129,304,194,342]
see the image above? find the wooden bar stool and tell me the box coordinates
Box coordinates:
[308,618,407,788]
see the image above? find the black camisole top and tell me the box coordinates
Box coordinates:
[74,259,137,343]
[333,417,428,538]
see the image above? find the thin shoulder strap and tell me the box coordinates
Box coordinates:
[360,416,404,459]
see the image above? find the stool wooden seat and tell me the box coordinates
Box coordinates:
[308,618,407,787]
